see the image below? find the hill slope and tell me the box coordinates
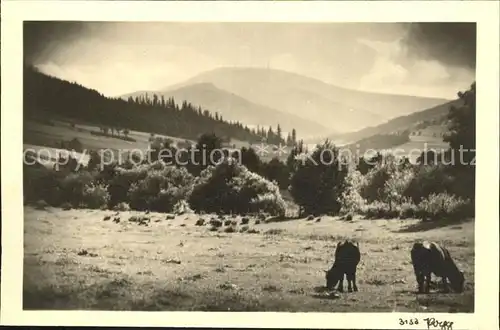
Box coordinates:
[122,82,331,137]
[320,99,459,145]
[166,67,450,135]
[24,67,264,143]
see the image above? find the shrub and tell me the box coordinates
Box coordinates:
[107,164,150,207]
[33,199,49,210]
[398,199,419,219]
[113,202,131,212]
[383,167,414,206]
[58,171,101,208]
[403,165,455,204]
[224,226,236,233]
[339,169,367,215]
[81,183,110,209]
[289,141,348,216]
[61,202,72,210]
[417,193,473,221]
[127,165,194,213]
[24,165,65,206]
[173,200,193,215]
[361,201,398,219]
[189,160,286,216]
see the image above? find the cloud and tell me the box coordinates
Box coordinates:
[401,23,476,69]
[357,36,473,98]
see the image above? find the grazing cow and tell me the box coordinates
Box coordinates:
[410,241,464,293]
[325,240,361,292]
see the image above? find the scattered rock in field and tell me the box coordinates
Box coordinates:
[315,217,321,222]
[179,273,203,282]
[138,217,150,226]
[218,282,238,290]
[154,219,161,223]
[215,266,226,273]
[77,249,88,256]
[209,218,223,228]
[180,224,186,227]
[241,217,250,225]
[262,284,281,292]
[303,246,314,251]
[195,218,205,226]
[163,258,181,265]
[306,215,314,221]
[178,241,184,247]
[129,216,140,222]
[166,214,176,220]
[103,215,111,221]
[288,288,305,295]
[209,226,218,232]
[279,253,295,262]
[247,228,260,234]
[88,252,99,257]
[224,226,236,233]
[113,217,121,223]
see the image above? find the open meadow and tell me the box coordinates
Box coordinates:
[24,206,474,312]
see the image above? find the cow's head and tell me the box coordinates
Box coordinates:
[324,265,342,290]
[450,270,465,293]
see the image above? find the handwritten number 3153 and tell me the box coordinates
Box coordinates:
[399,318,419,326]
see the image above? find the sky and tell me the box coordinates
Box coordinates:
[24,22,476,99]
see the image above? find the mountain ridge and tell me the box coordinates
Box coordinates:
[159,67,450,135]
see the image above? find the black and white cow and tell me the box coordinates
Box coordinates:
[410,241,465,293]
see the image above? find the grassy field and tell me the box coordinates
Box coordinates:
[24,206,474,312]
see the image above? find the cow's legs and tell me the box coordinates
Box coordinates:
[337,274,344,292]
[352,272,358,292]
[424,273,431,293]
[416,272,425,293]
[347,273,353,292]
[441,277,449,293]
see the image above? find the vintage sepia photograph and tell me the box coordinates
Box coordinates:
[21,20,477,313]
[1,0,499,328]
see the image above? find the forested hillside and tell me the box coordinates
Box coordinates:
[23,66,274,144]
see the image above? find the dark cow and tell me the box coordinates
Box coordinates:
[325,240,361,292]
[410,241,465,293]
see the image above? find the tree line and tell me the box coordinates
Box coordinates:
[24,66,297,146]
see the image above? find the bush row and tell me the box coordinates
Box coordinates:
[24,159,286,216]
